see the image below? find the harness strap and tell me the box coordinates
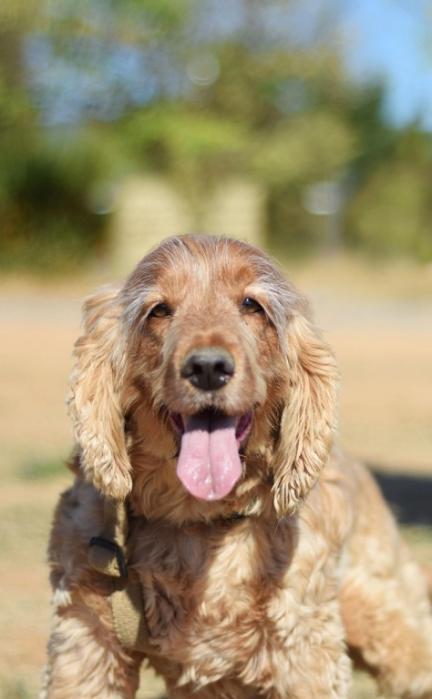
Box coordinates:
[88,497,151,652]
[89,497,129,577]
[111,581,153,653]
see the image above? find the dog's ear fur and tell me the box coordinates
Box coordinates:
[67,287,132,499]
[272,313,338,516]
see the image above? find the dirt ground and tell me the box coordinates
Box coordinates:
[0,254,431,698]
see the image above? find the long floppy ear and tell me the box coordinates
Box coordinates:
[272,313,338,516]
[67,287,132,499]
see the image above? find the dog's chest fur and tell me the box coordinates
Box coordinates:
[50,474,350,695]
[127,509,343,689]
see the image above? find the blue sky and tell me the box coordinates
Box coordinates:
[340,0,432,129]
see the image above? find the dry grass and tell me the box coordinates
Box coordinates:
[0,254,431,698]
[288,252,432,300]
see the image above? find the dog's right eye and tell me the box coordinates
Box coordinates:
[149,303,172,318]
[241,297,264,314]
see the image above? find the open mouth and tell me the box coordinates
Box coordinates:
[169,409,253,502]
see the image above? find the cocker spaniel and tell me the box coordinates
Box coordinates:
[42,235,432,699]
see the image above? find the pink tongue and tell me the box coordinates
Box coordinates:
[176,413,242,501]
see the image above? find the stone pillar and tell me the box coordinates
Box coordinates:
[204,178,265,249]
[110,176,192,273]
[110,175,265,273]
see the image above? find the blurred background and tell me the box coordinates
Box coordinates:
[0,1,431,697]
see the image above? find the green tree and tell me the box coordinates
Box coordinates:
[347,130,432,261]
[2,0,432,270]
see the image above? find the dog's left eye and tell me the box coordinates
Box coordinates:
[241,297,264,314]
[149,303,172,318]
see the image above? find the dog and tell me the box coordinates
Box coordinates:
[42,235,432,698]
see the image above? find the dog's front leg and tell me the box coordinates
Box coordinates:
[265,613,352,699]
[41,589,142,699]
[278,650,351,699]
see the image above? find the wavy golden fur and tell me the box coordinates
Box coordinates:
[43,235,432,698]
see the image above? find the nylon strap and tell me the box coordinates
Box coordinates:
[88,497,129,577]
[111,581,152,653]
[88,497,151,652]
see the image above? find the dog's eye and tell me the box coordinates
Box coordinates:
[149,303,172,318]
[241,297,264,314]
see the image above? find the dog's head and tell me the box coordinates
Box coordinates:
[68,235,338,518]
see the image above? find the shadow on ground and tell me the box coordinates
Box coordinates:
[371,467,432,526]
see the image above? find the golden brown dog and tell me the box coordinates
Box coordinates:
[42,235,432,698]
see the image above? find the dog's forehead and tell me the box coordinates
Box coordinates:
[156,250,255,297]
[121,235,304,329]
[128,236,272,298]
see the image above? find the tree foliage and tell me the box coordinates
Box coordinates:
[1,0,432,270]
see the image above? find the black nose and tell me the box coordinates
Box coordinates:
[181,347,235,391]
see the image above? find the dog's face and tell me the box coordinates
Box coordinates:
[68,236,338,518]
[122,237,288,502]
